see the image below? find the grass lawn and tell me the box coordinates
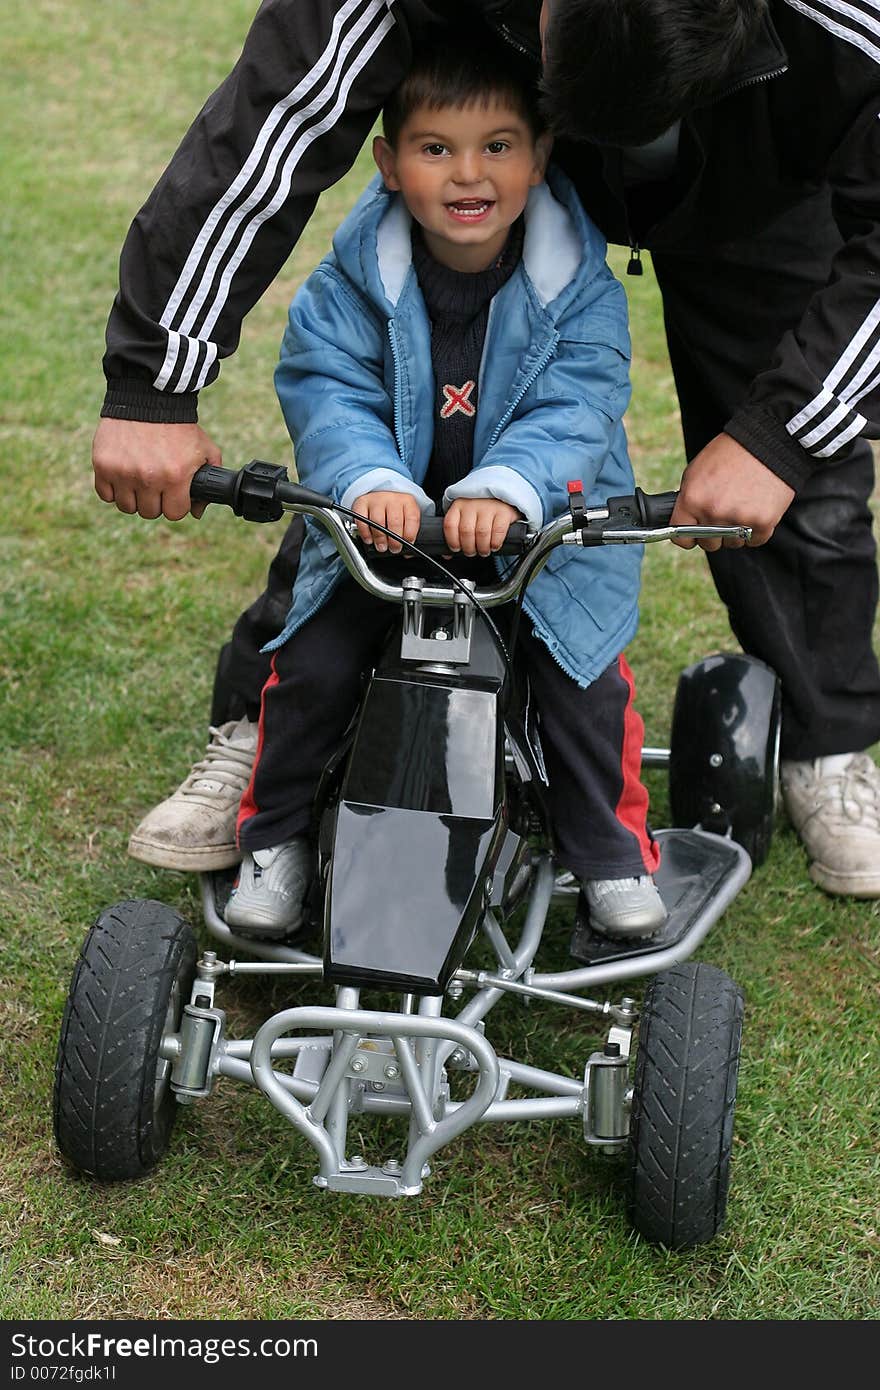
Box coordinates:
[1,0,878,1322]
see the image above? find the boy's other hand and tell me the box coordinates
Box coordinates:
[444,498,521,557]
[352,491,422,553]
[92,419,222,520]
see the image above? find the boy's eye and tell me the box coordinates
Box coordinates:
[423,143,448,157]
[486,141,509,154]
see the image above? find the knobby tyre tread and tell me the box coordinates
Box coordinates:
[627,961,744,1248]
[53,899,197,1180]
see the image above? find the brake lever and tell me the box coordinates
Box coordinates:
[566,524,753,546]
[563,483,751,546]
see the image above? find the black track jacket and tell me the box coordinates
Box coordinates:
[102,0,880,490]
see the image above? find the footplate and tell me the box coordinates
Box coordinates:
[569,827,750,966]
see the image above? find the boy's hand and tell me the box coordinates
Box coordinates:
[352,491,422,553]
[444,498,521,557]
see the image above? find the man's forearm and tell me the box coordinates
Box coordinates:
[103,0,436,417]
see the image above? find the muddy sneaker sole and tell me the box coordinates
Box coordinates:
[128,833,241,872]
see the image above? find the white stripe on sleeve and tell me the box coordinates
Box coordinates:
[153,0,395,393]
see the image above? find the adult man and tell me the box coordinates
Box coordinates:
[94,0,880,896]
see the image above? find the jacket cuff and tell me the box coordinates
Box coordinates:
[339,471,435,514]
[101,380,199,425]
[723,405,818,492]
[444,467,543,531]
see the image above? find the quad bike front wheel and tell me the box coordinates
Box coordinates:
[54,899,197,1180]
[627,961,744,1249]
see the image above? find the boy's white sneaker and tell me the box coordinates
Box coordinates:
[224,839,314,937]
[583,875,667,939]
[128,716,259,872]
[781,752,880,897]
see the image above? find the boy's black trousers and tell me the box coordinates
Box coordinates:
[213,187,880,764]
[235,576,660,882]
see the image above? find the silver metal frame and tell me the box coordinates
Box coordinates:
[168,831,751,1195]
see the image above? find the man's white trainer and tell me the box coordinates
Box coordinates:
[780,751,880,897]
[128,716,259,871]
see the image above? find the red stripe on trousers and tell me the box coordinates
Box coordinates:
[235,655,280,842]
[615,653,661,874]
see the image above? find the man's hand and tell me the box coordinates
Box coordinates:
[351,491,422,553]
[671,433,796,551]
[444,498,521,557]
[92,419,222,520]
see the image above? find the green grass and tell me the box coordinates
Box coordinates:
[2,0,879,1322]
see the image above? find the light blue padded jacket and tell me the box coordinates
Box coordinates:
[270,165,643,687]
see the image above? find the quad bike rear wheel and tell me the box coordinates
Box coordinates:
[627,961,744,1248]
[669,652,781,867]
[54,899,197,1180]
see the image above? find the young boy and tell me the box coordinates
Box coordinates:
[224,31,666,943]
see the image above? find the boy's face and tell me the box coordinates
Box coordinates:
[374,99,551,272]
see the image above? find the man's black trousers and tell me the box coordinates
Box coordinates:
[213,188,880,762]
[653,186,880,760]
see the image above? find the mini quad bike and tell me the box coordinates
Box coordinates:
[54,462,781,1249]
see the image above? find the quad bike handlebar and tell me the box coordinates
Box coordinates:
[190,461,751,609]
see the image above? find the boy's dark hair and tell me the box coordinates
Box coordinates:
[382,23,544,147]
[542,0,767,146]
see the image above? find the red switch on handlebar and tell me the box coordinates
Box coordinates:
[567,479,586,527]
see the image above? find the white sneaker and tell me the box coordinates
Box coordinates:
[781,751,880,897]
[583,875,667,939]
[128,716,259,871]
[224,839,314,937]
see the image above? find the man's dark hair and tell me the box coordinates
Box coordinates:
[542,0,767,146]
[382,24,544,147]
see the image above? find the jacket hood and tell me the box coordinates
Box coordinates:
[329,164,607,320]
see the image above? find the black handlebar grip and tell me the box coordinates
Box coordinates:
[190,460,321,521]
[634,487,678,526]
[190,464,240,507]
[410,516,532,555]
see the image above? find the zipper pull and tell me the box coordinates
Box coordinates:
[627,244,643,277]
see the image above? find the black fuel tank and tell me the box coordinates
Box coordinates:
[324,672,507,993]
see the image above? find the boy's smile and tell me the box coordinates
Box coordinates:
[445,198,494,223]
[374,100,551,272]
